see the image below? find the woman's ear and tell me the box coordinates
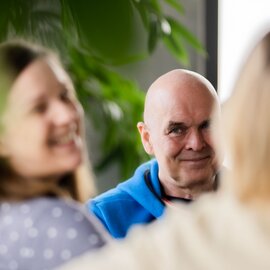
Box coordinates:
[137,122,154,155]
[0,137,9,157]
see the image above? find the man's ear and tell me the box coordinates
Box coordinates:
[137,122,154,155]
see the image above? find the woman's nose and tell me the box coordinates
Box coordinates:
[51,101,80,126]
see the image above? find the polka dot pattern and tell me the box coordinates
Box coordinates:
[43,249,54,259]
[28,227,38,238]
[52,207,62,218]
[0,197,107,269]
[0,245,8,255]
[60,249,72,260]
[24,217,33,228]
[47,227,58,239]
[67,228,77,239]
[8,260,18,270]
[20,204,30,214]
[9,231,19,242]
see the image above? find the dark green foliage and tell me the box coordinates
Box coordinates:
[0,0,205,179]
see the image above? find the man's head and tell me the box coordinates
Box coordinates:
[137,69,220,198]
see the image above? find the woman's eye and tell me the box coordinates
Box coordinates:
[60,89,71,102]
[60,91,69,101]
[34,103,47,114]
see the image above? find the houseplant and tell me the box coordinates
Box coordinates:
[0,0,205,179]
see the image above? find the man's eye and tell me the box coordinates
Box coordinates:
[171,127,182,134]
[169,126,186,135]
[200,120,210,130]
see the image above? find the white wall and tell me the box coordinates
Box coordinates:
[219,0,270,102]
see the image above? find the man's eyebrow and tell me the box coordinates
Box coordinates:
[199,119,211,127]
[167,121,187,129]
[199,119,211,125]
[168,120,186,125]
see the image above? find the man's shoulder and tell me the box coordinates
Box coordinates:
[90,159,158,206]
[90,185,133,206]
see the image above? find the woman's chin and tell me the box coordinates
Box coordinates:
[55,154,83,175]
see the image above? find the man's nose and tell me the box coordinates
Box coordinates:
[184,129,205,151]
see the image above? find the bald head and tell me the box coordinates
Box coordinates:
[137,69,220,198]
[144,69,219,127]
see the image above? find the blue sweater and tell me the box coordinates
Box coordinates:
[87,159,165,238]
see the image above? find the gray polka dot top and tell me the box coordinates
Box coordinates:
[0,197,108,270]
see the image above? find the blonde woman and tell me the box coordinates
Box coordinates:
[60,32,270,270]
[0,41,108,270]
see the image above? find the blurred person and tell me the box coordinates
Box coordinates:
[0,40,109,270]
[58,31,270,270]
[88,69,221,238]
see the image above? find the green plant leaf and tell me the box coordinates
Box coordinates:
[162,32,190,66]
[167,17,206,55]
[0,2,11,40]
[163,0,185,14]
[131,0,150,29]
[148,0,162,15]
[148,16,161,53]
[66,0,147,65]
[0,0,206,180]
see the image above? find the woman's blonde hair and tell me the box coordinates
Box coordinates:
[220,32,270,205]
[0,40,96,203]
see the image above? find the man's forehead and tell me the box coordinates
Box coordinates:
[144,70,219,123]
[147,78,216,104]
[164,107,213,125]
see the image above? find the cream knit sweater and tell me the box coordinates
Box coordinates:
[59,192,270,270]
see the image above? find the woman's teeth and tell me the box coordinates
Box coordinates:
[54,132,76,145]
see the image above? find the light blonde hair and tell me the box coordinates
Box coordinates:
[220,32,270,205]
[0,40,96,203]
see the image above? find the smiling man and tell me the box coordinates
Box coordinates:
[87,69,221,238]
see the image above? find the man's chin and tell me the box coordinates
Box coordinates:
[178,169,216,185]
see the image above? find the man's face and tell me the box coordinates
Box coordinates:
[139,77,219,190]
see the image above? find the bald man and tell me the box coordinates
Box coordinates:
[87,69,221,238]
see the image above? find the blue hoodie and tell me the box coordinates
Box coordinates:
[87,159,165,238]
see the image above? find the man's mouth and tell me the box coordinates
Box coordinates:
[182,156,210,162]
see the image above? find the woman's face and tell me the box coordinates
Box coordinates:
[0,58,84,179]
